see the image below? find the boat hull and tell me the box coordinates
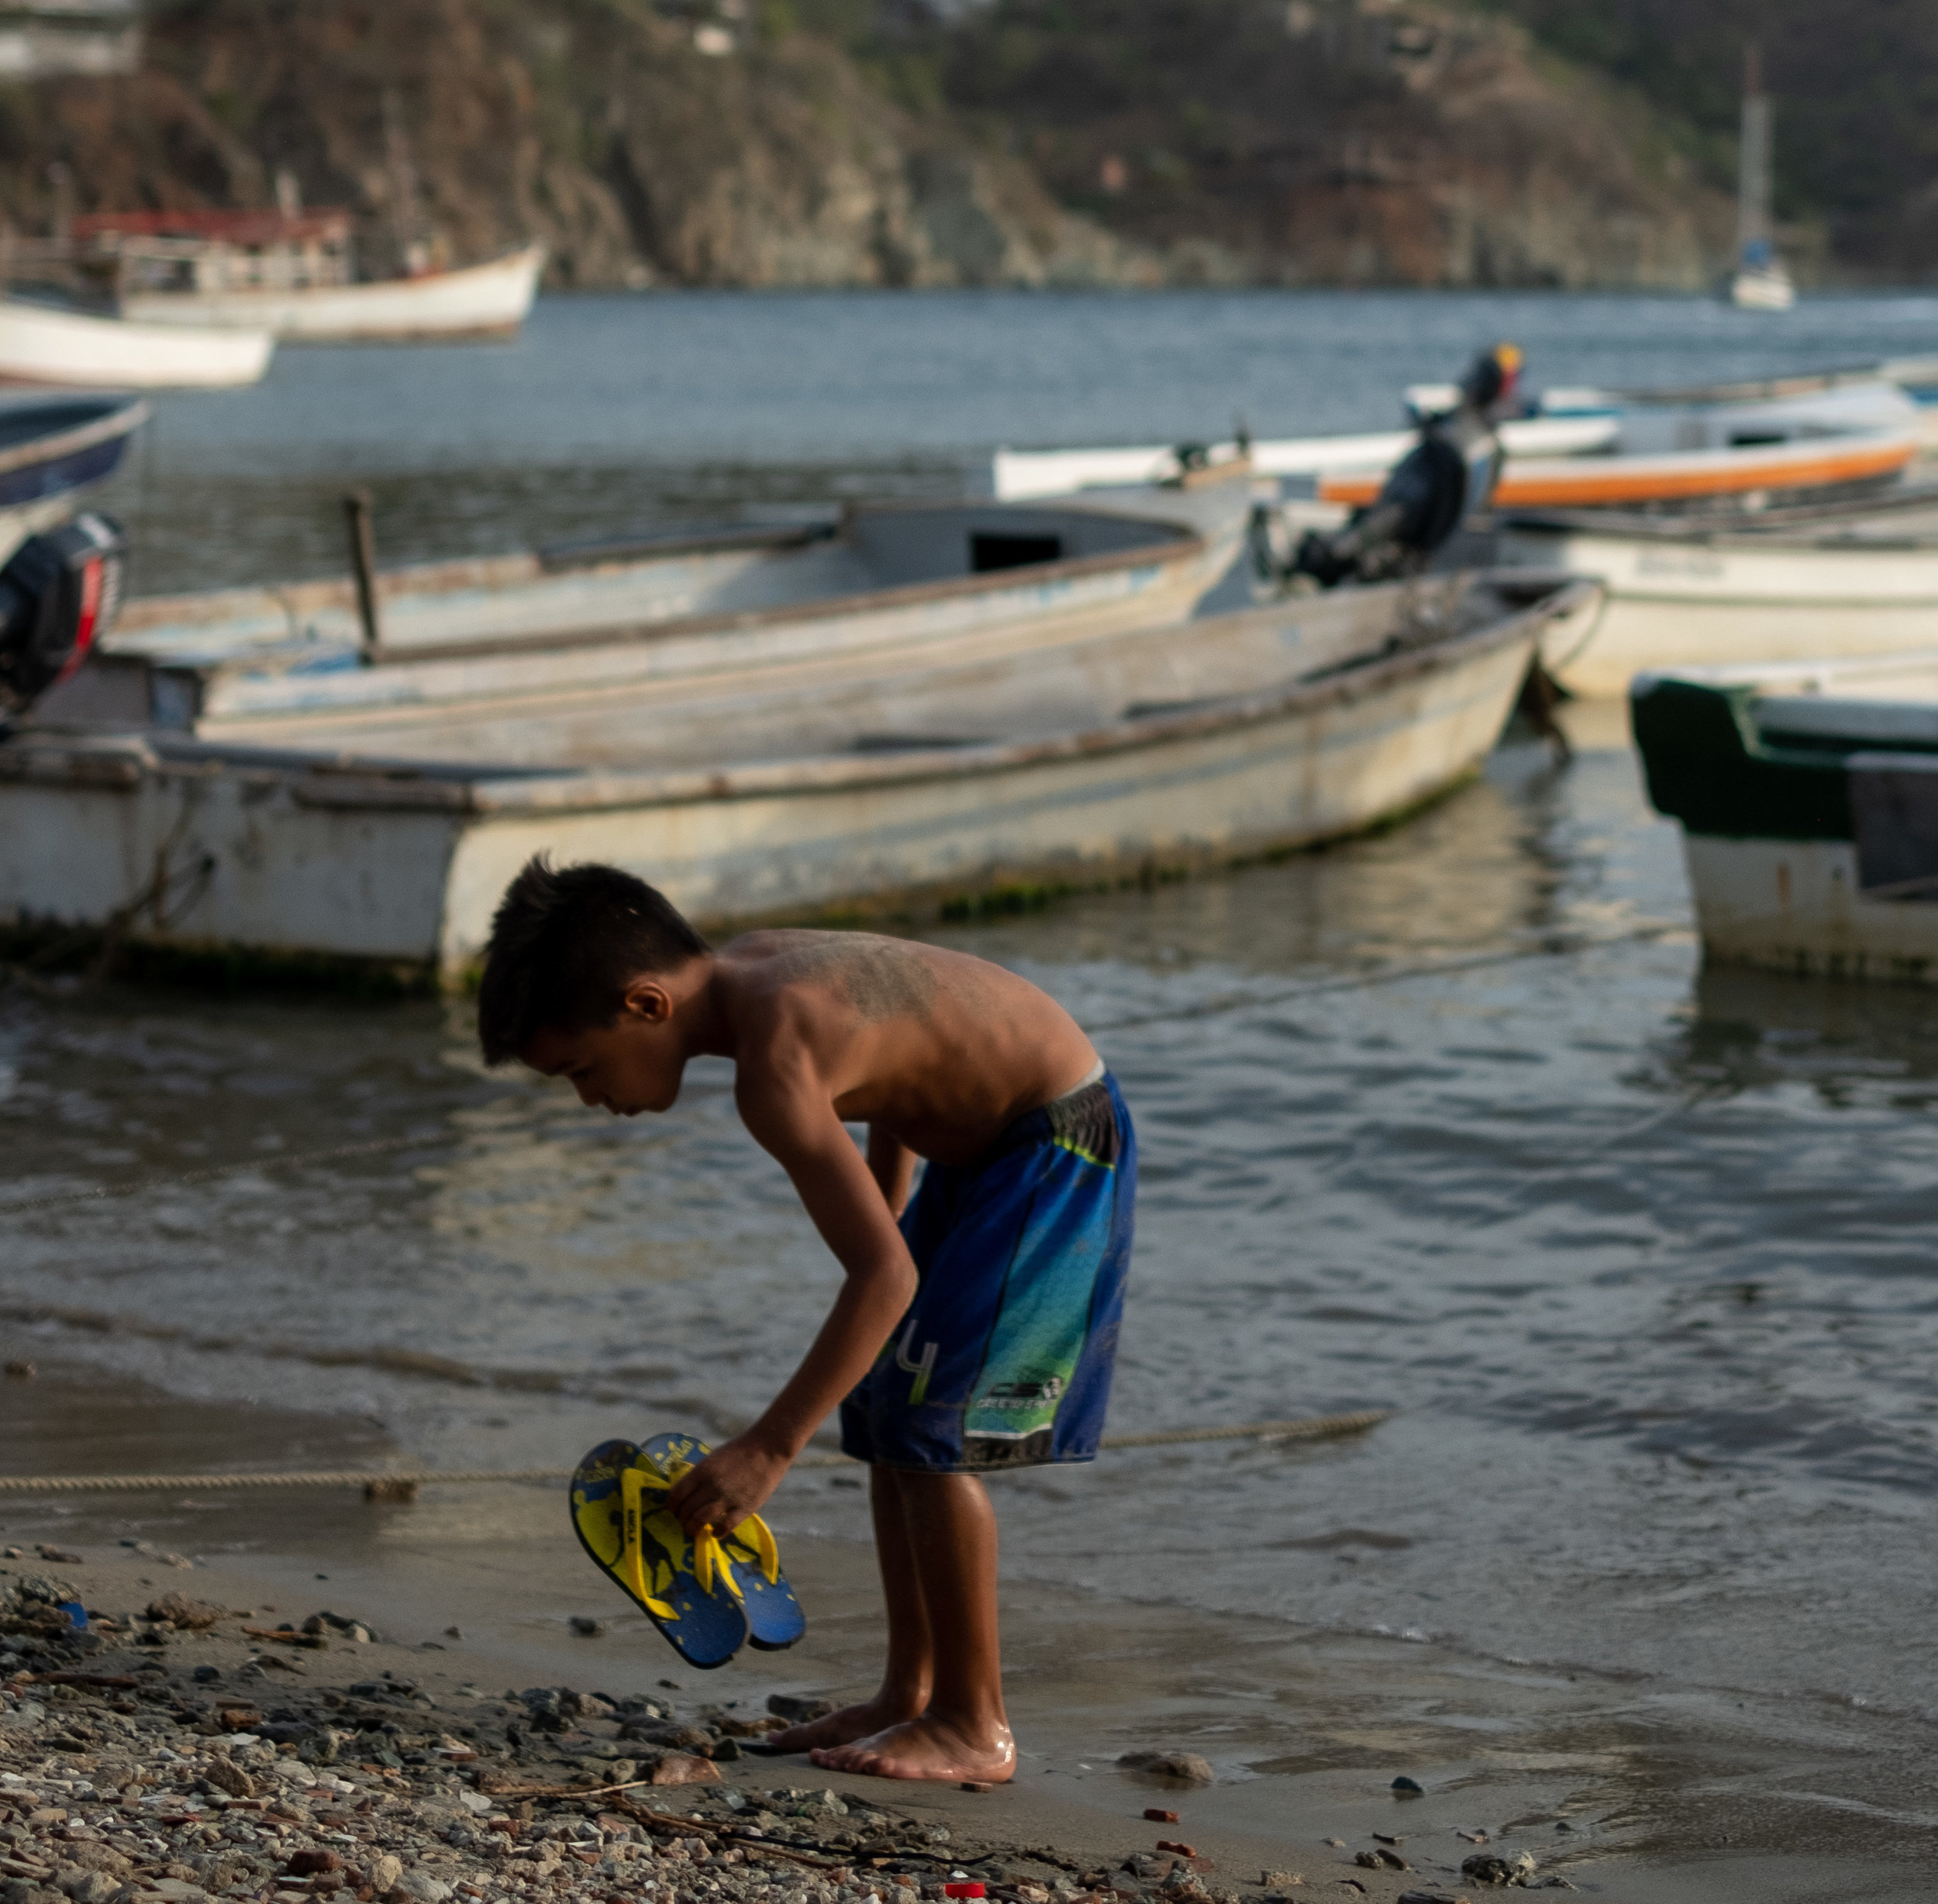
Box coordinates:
[0,300,271,388]
[1507,513,1938,697]
[2,574,1589,985]
[119,245,543,343]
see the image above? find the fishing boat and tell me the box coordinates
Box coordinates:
[75,488,1253,752]
[0,395,147,564]
[1633,650,1938,985]
[1502,483,1938,698]
[1321,427,1916,516]
[992,415,1616,502]
[0,297,272,388]
[1,571,1598,984]
[118,243,543,344]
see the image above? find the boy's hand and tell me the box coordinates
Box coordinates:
[666,1433,791,1540]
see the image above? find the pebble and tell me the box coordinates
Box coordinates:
[1116,1751,1214,1785]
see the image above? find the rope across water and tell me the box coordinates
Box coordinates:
[0,1409,1392,1495]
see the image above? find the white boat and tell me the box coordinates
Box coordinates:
[992,415,1616,502]
[1634,650,1938,985]
[0,298,271,389]
[0,570,1598,983]
[119,243,543,343]
[67,486,1254,752]
[1502,485,1938,698]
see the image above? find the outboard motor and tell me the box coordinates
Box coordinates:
[0,512,126,716]
[1257,344,1521,591]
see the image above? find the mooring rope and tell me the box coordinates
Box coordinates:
[0,920,1686,1220]
[0,1409,1391,1495]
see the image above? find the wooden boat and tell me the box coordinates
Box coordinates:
[1501,483,1938,698]
[119,243,543,344]
[0,395,148,564]
[1322,429,1917,515]
[1633,650,1938,985]
[0,298,271,388]
[78,490,1252,752]
[1,570,1598,985]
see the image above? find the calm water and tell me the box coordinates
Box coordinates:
[9,289,1938,1868]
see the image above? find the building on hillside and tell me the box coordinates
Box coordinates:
[74,206,356,296]
[0,0,142,78]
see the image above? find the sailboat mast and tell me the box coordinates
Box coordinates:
[1737,42,1772,259]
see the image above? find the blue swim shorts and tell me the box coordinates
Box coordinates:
[840,1069,1136,1474]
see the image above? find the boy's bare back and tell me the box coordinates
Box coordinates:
[717,930,1098,1166]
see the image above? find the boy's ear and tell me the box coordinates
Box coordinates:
[619,974,675,1024]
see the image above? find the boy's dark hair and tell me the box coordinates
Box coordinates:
[476,856,709,1064]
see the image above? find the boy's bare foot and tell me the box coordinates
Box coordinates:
[767,1693,925,1755]
[809,1713,1016,1784]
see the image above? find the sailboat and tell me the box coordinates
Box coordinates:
[1729,44,1794,311]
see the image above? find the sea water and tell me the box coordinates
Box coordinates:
[8,288,1938,1872]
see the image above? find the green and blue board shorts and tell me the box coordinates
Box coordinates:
[840,1068,1136,1473]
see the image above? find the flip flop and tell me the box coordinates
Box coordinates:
[641,1431,807,1652]
[569,1438,748,1670]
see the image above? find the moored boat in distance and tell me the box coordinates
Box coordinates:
[72,485,1253,751]
[0,298,271,388]
[1634,651,1938,985]
[1502,483,1938,698]
[1727,47,1793,311]
[119,243,544,343]
[1,570,1598,985]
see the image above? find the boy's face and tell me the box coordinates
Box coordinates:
[522,981,685,1116]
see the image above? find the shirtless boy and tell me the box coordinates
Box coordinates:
[476,857,1136,1785]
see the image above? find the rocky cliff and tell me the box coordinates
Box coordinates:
[0,0,1733,290]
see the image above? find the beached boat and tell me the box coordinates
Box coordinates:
[1633,650,1938,985]
[119,243,543,343]
[1501,484,1938,698]
[0,298,271,389]
[76,488,1253,752]
[1,570,1598,983]
[0,395,148,564]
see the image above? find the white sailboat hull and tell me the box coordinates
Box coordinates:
[0,298,271,388]
[1730,265,1795,311]
[119,244,543,343]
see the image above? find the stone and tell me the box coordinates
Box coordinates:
[298,1726,343,1766]
[1460,1852,1537,1888]
[284,1853,343,1878]
[367,1855,403,1894]
[53,1878,119,1904]
[1398,1894,1471,1904]
[1117,1752,1214,1785]
[389,1876,452,1904]
[1391,1777,1425,1795]
[147,1594,222,1631]
[567,1617,603,1637]
[650,1753,721,1786]
[1353,1848,1408,1871]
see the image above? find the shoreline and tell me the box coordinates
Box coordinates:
[4,1378,1937,1904]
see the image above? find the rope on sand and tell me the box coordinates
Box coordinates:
[0,1409,1391,1497]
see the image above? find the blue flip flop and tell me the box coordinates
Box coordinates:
[569,1437,748,1670]
[641,1431,807,1652]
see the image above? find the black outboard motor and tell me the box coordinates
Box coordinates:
[0,512,126,716]
[1257,344,1522,590]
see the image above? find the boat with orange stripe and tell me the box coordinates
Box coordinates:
[1321,429,1920,512]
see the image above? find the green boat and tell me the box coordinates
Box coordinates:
[1634,652,1938,985]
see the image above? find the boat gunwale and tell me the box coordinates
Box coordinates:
[16,574,1591,813]
[0,395,150,479]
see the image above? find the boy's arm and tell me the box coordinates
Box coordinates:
[664,1064,919,1539]
[867,1122,918,1217]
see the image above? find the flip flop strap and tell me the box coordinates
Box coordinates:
[618,1468,678,1619]
[653,1452,783,1589]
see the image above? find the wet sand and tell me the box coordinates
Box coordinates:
[3,1371,1933,1903]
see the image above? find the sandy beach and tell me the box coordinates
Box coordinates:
[2,1368,1932,1904]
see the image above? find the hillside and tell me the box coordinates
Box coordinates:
[0,0,1746,290]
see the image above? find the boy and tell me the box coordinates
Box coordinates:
[477,857,1136,1785]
